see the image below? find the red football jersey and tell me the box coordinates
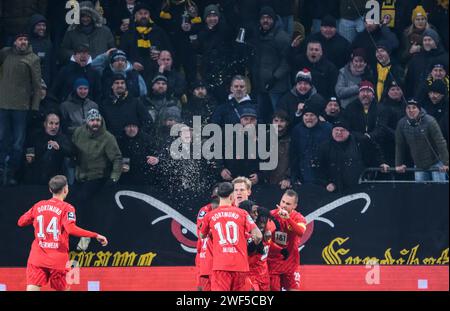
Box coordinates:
[18,198,96,270]
[200,205,257,272]
[267,209,307,274]
[196,204,213,277]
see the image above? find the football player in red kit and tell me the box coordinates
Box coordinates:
[200,182,262,291]
[268,189,307,291]
[195,185,220,291]
[232,177,252,206]
[17,175,108,291]
[246,206,277,291]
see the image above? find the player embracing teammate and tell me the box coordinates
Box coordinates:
[196,176,307,291]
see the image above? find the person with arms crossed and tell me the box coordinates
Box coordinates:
[268,189,307,291]
[200,182,262,291]
[17,175,108,291]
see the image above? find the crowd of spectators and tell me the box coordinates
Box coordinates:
[0,0,449,196]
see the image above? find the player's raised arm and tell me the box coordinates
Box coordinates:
[17,207,35,227]
[250,226,263,245]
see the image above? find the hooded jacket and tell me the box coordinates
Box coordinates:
[0,45,41,111]
[29,14,54,86]
[60,1,115,62]
[72,119,122,182]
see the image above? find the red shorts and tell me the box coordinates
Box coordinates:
[26,264,68,291]
[248,273,270,291]
[211,270,248,291]
[270,266,301,291]
[196,275,211,291]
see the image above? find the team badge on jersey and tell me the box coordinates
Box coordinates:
[198,211,206,219]
[68,212,76,221]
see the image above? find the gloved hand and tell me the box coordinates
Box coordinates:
[280,248,289,260]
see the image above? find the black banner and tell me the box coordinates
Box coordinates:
[0,183,448,267]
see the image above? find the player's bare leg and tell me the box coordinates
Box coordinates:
[26,284,41,291]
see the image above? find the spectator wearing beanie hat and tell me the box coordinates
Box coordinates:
[323,97,342,124]
[405,26,449,98]
[374,41,405,102]
[60,78,99,137]
[423,80,448,124]
[278,69,324,127]
[317,115,388,193]
[296,15,351,69]
[416,61,450,103]
[93,48,148,98]
[400,5,432,63]
[343,80,385,144]
[249,5,291,123]
[335,48,375,108]
[396,98,449,182]
[290,101,331,184]
[148,74,181,128]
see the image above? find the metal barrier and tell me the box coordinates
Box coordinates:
[358,167,449,184]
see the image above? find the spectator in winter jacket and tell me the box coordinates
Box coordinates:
[374,42,405,102]
[60,78,99,137]
[399,5,435,64]
[335,48,375,108]
[377,81,406,165]
[28,14,54,86]
[117,121,159,185]
[92,49,147,98]
[416,62,449,103]
[211,75,257,127]
[158,0,202,85]
[218,106,261,185]
[298,15,351,70]
[405,28,449,98]
[182,80,217,127]
[152,50,186,100]
[100,74,153,139]
[423,79,449,126]
[395,99,449,182]
[290,105,331,185]
[262,110,291,189]
[0,33,41,186]
[147,74,182,127]
[317,120,389,193]
[290,40,338,99]
[248,6,291,122]
[60,1,115,63]
[277,69,324,127]
[352,18,399,68]
[52,44,103,104]
[343,81,384,144]
[119,2,172,85]
[24,112,73,185]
